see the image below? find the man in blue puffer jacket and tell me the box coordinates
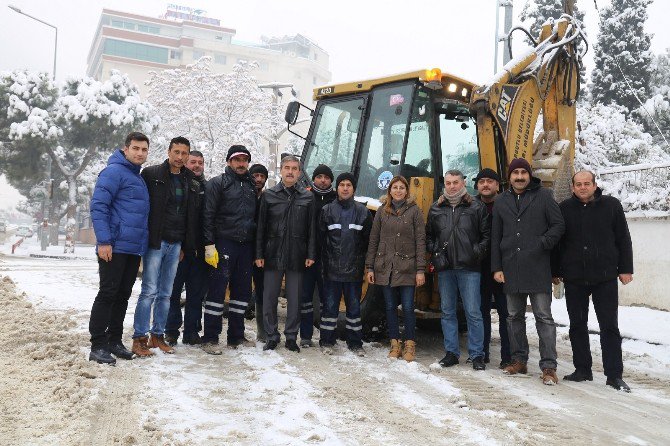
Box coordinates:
[88,132,150,365]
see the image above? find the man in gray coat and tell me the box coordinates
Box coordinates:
[491,158,565,385]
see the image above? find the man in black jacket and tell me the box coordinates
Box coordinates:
[300,164,337,348]
[473,168,511,369]
[491,158,565,385]
[201,145,257,354]
[318,173,372,355]
[165,150,208,346]
[132,136,198,356]
[427,170,490,371]
[552,170,634,392]
[256,155,317,352]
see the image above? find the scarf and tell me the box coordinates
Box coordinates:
[443,187,467,207]
[312,184,333,195]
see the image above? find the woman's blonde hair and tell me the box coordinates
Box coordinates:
[383,175,410,214]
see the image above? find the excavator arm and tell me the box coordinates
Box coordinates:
[470,8,586,200]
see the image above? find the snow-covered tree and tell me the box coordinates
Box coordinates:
[590,0,653,116]
[635,48,670,147]
[145,57,276,175]
[0,70,158,252]
[519,0,585,42]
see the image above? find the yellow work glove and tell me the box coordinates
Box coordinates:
[205,244,219,268]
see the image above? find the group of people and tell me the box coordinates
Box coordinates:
[87,131,634,392]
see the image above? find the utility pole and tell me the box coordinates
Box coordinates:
[258,82,297,183]
[494,0,514,73]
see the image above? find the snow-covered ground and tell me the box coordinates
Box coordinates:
[2,236,670,445]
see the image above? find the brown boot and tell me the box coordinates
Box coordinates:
[503,360,528,375]
[402,340,416,362]
[147,334,175,354]
[541,368,558,385]
[132,337,155,357]
[388,339,402,359]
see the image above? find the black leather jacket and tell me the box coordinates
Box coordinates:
[141,160,198,253]
[203,166,257,245]
[319,197,372,282]
[255,182,316,271]
[426,193,490,272]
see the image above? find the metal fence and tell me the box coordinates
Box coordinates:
[597,162,670,211]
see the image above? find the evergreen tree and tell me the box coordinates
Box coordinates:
[519,0,585,43]
[636,48,670,147]
[590,0,653,116]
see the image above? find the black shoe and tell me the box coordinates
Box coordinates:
[563,370,594,382]
[245,305,255,320]
[472,356,486,371]
[182,334,202,345]
[484,355,490,364]
[89,348,116,365]
[285,339,301,352]
[606,377,631,393]
[263,340,278,351]
[439,352,459,367]
[109,343,134,360]
[164,334,178,347]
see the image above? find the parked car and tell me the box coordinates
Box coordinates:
[0,221,6,232]
[16,226,33,238]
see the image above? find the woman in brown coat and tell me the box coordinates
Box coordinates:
[365,176,426,361]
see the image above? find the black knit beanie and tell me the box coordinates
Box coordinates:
[336,172,357,190]
[312,164,334,182]
[249,164,268,177]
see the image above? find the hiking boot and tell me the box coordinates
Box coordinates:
[182,334,202,345]
[285,339,301,352]
[147,334,175,354]
[503,361,527,375]
[263,339,278,351]
[109,342,134,360]
[542,368,559,385]
[89,348,116,365]
[606,377,631,393]
[320,343,335,355]
[164,334,178,347]
[132,337,155,357]
[499,359,512,370]
[300,339,314,348]
[439,352,459,367]
[388,339,402,359]
[564,370,594,382]
[201,342,223,355]
[402,340,416,362]
[472,356,486,371]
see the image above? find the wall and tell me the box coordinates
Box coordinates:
[619,216,670,311]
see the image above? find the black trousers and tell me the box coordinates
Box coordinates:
[480,275,511,362]
[89,253,141,349]
[564,279,623,379]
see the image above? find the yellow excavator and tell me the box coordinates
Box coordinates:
[284,4,586,335]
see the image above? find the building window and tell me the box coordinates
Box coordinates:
[170,50,182,60]
[138,24,149,33]
[148,26,160,34]
[258,60,269,71]
[214,53,226,64]
[193,50,205,61]
[111,19,123,28]
[103,39,168,64]
[123,22,135,30]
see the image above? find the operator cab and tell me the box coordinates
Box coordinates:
[285,70,481,204]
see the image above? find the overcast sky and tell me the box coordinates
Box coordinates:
[0,0,669,209]
[0,0,668,86]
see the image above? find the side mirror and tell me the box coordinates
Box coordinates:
[285,101,300,125]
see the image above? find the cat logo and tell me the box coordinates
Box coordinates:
[497,90,512,122]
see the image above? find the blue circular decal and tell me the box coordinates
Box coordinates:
[377,170,393,190]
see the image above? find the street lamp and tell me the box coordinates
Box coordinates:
[258,82,297,180]
[9,5,58,248]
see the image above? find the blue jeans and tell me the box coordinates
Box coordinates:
[438,269,484,358]
[382,285,416,341]
[165,253,209,340]
[133,241,182,338]
[300,259,324,341]
[320,280,363,348]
